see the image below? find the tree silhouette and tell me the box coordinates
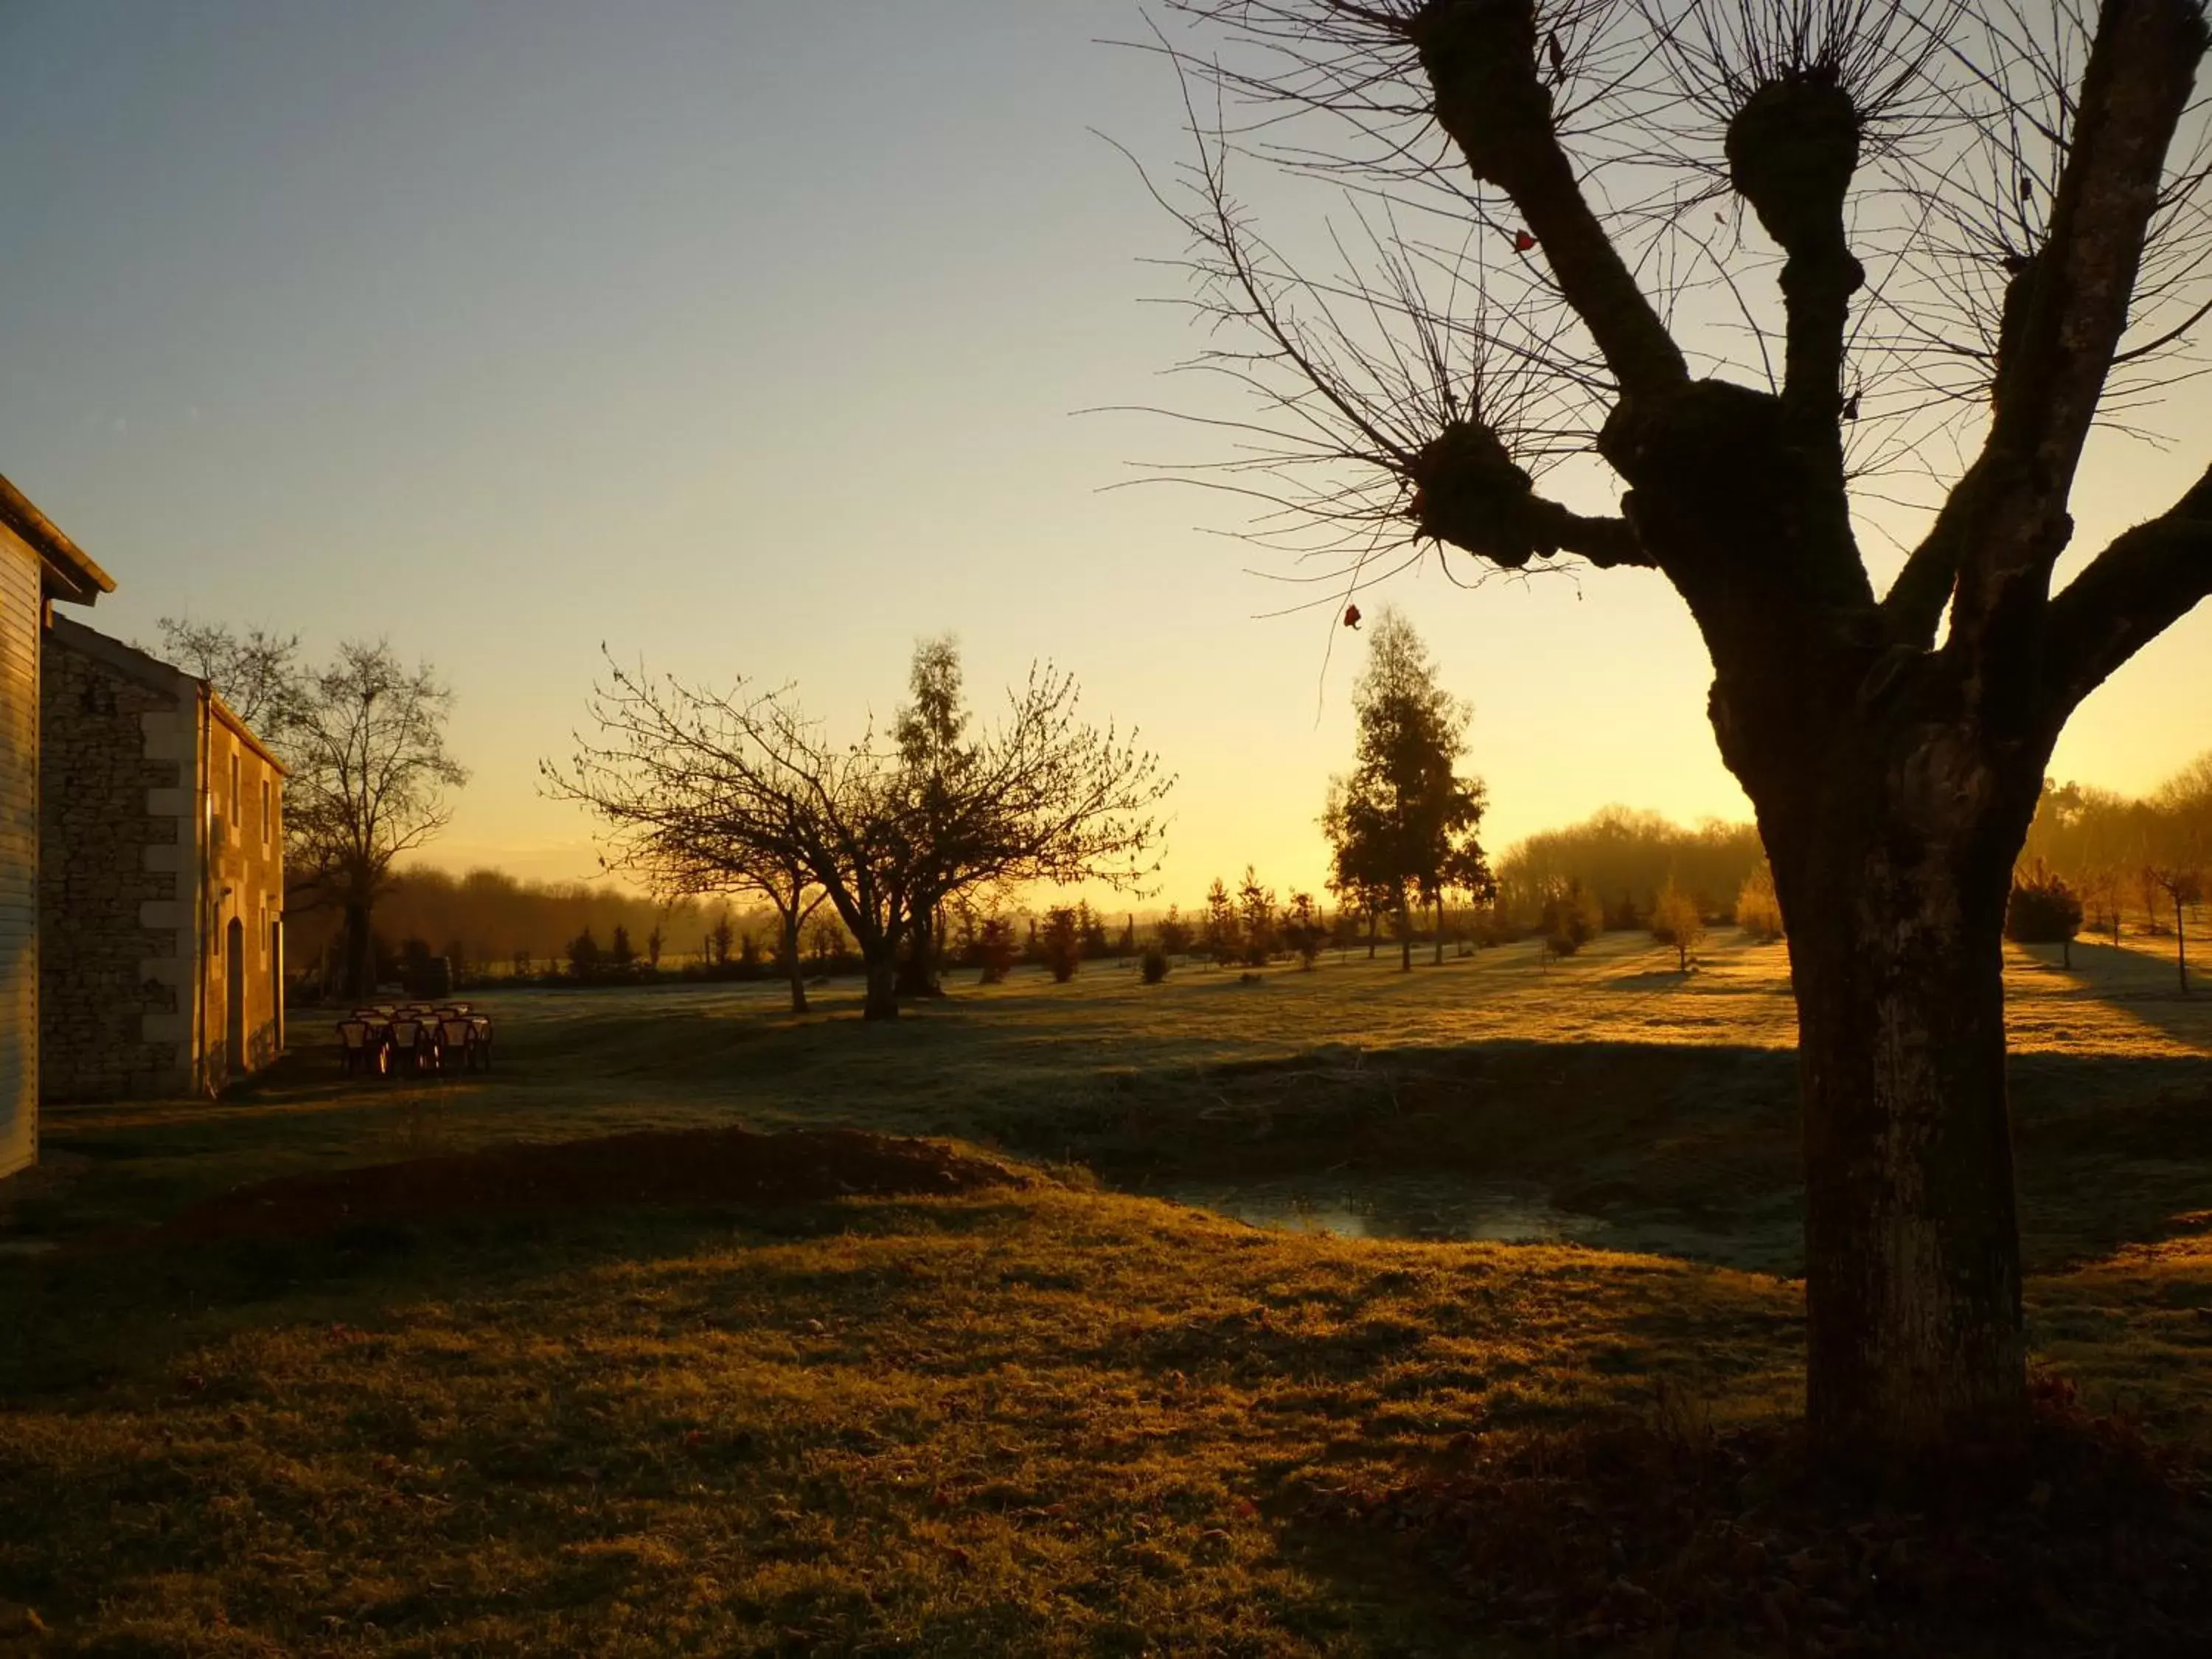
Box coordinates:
[550,646,1167,1020]
[2143,864,2202,991]
[1138,0,2212,1457]
[1323,611,1489,970]
[285,644,468,998]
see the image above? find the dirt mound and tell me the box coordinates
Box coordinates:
[160,1128,1031,1245]
[1304,1375,2211,1657]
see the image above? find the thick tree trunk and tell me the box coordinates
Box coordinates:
[1366,911,1377,959]
[2174,895,2191,995]
[781,916,808,1015]
[862,947,899,1021]
[896,908,945,998]
[1432,897,1445,965]
[1397,900,1412,972]
[1779,821,2030,1459]
[344,900,375,999]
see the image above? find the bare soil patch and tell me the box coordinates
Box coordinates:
[154,1127,1031,1245]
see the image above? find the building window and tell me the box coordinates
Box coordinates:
[230,753,241,827]
[260,779,270,846]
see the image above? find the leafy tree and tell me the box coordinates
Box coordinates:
[1539,880,1601,961]
[1200,878,1240,966]
[2006,863,2084,969]
[566,927,602,980]
[1649,881,1707,973]
[1323,611,1487,972]
[976,917,1018,984]
[1236,866,1277,965]
[709,913,735,967]
[644,921,666,970]
[1281,891,1326,970]
[1736,866,1786,945]
[607,924,636,973]
[1155,905,1193,958]
[1041,907,1082,983]
[891,636,970,998]
[1143,0,2212,1458]
[1078,902,1112,960]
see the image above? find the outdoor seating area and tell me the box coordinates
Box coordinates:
[335,1004,494,1079]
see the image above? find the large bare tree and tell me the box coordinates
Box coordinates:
[161,622,466,997]
[1135,0,2212,1459]
[549,645,1170,1021]
[286,644,469,998]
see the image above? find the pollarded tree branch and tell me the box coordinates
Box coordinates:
[2043,459,2212,716]
[1727,74,1865,431]
[1883,449,1997,645]
[1944,0,2208,671]
[1408,417,1652,568]
[1408,0,1688,399]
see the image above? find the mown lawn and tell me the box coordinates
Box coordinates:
[0,928,2206,1654]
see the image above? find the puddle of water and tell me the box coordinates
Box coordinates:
[1146,1174,1605,1245]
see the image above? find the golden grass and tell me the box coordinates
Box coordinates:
[0,1190,1805,1655]
[1,925,2207,1653]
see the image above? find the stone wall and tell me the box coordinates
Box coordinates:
[202,708,285,1082]
[38,633,187,1101]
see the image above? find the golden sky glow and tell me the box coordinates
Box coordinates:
[3,2,2205,908]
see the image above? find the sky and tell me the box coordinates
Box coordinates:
[2,1,2207,908]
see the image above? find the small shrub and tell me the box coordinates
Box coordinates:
[1140,946,1170,984]
[1736,866,1785,943]
[1041,908,1082,984]
[1281,892,1325,970]
[2008,863,2084,967]
[1540,880,1601,961]
[1649,880,1707,972]
[976,918,1017,985]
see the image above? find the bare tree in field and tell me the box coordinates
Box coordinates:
[549,662,917,1019]
[286,644,470,997]
[888,639,1178,997]
[1135,0,2212,1459]
[548,646,1171,1021]
[2143,863,2203,990]
[159,622,467,995]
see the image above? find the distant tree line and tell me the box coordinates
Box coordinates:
[1492,807,1767,936]
[2008,752,2212,992]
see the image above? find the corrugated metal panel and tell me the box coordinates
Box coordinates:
[0,529,38,1177]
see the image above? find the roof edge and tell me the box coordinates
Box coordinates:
[206,688,291,777]
[0,474,114,605]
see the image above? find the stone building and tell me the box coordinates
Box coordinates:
[38,616,287,1102]
[1,476,112,1179]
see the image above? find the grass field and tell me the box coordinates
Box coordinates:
[1,928,2207,1654]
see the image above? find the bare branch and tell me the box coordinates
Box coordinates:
[2042,457,2212,714]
